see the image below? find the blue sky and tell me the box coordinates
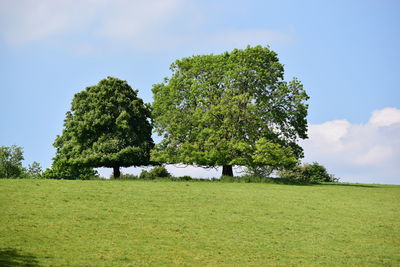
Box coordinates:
[0,0,399,184]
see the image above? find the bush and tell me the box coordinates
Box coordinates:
[220,175,276,183]
[27,161,43,179]
[139,166,171,179]
[278,162,338,183]
[0,145,25,178]
[177,175,192,181]
[118,174,139,180]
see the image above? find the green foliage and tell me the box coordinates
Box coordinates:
[243,165,275,178]
[244,138,299,177]
[152,46,308,175]
[26,161,43,178]
[139,165,171,179]
[278,162,339,183]
[0,145,25,178]
[53,77,154,178]
[42,162,98,180]
[1,180,399,266]
[117,173,139,180]
[177,175,193,181]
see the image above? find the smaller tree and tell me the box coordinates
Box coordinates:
[53,77,154,178]
[27,161,43,178]
[0,145,24,178]
[139,165,171,179]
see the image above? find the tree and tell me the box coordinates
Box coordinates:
[53,77,154,178]
[152,46,309,176]
[27,161,43,178]
[0,145,24,178]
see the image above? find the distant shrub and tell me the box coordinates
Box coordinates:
[177,175,192,181]
[278,162,338,183]
[27,161,43,179]
[139,166,171,179]
[220,175,276,183]
[119,174,139,180]
[0,145,25,178]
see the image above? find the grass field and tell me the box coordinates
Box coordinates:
[1,179,399,266]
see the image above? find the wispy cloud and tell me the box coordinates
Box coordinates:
[0,0,295,53]
[0,0,183,45]
[97,0,183,39]
[0,0,98,44]
[301,107,400,184]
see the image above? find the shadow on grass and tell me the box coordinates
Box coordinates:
[0,249,39,267]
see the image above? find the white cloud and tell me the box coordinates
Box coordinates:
[304,120,351,153]
[354,145,393,165]
[369,107,400,127]
[0,0,183,46]
[301,107,400,184]
[0,0,100,44]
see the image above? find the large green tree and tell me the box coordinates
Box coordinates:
[53,77,154,178]
[152,46,308,176]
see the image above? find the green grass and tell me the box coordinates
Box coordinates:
[1,179,399,266]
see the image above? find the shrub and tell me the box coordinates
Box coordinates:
[177,175,192,181]
[139,166,171,179]
[0,145,24,178]
[119,174,139,180]
[27,161,43,178]
[278,162,338,183]
[220,175,276,183]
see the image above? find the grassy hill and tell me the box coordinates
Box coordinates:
[1,179,399,266]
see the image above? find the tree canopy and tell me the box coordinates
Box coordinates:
[53,77,154,178]
[151,46,308,176]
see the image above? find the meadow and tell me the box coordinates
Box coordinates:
[0,179,399,266]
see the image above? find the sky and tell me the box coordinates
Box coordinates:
[0,0,399,184]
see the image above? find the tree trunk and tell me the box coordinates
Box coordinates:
[113,166,121,178]
[222,165,233,177]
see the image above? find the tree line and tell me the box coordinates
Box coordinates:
[0,46,338,182]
